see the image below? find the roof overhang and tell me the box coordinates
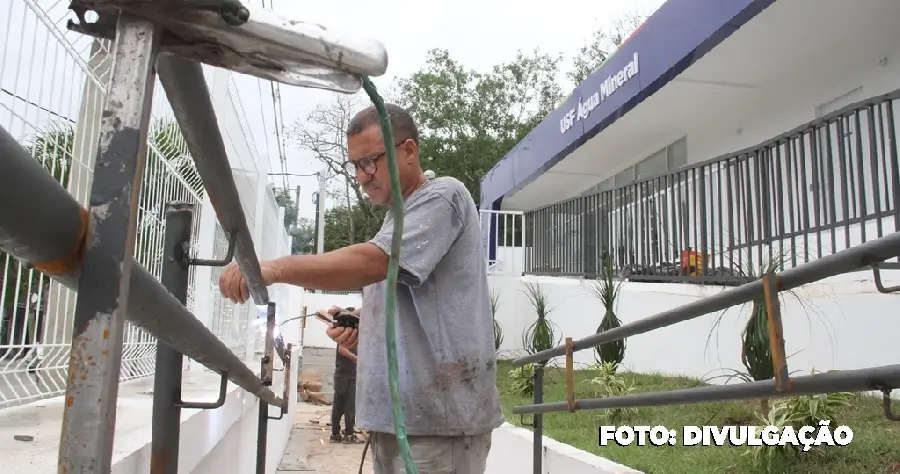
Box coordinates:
[479,0,775,210]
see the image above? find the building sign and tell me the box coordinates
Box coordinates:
[560,52,640,134]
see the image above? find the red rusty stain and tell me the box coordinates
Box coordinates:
[150,449,173,474]
[66,396,74,407]
[32,207,89,276]
[80,375,87,381]
[103,329,109,339]
[102,350,109,357]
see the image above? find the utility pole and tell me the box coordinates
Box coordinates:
[293,184,301,229]
[315,172,326,255]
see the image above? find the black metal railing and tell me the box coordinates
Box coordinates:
[513,232,900,474]
[525,89,900,284]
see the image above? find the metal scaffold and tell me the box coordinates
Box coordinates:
[0,0,388,472]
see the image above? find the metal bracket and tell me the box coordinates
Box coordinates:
[261,356,273,387]
[564,337,576,412]
[875,386,900,421]
[65,0,388,92]
[870,262,900,294]
[268,343,292,419]
[188,230,236,267]
[762,273,791,392]
[176,372,229,409]
[518,414,535,428]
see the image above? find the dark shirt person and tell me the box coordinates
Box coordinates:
[331,344,359,444]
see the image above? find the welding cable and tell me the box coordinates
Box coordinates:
[358,435,371,474]
[360,75,419,474]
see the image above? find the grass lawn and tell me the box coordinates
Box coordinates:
[496,360,900,474]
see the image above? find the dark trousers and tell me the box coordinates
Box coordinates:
[332,375,356,436]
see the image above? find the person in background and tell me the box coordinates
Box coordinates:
[331,338,360,444]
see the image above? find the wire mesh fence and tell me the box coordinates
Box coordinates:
[0,0,290,409]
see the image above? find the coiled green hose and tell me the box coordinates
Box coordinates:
[360,76,419,474]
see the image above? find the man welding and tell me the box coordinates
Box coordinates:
[218,103,503,474]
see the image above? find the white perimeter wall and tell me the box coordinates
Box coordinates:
[0,317,302,474]
[490,269,900,390]
[487,424,643,474]
[293,290,363,349]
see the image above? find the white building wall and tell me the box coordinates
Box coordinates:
[293,289,363,349]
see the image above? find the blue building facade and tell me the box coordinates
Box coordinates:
[479,0,777,262]
[479,0,776,210]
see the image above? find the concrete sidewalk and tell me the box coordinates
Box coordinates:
[277,402,373,474]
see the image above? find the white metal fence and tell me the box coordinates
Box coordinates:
[480,210,527,276]
[0,0,291,409]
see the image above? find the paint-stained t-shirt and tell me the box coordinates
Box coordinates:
[355,176,504,436]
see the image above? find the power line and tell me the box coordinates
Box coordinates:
[267,172,318,177]
[269,81,288,190]
[260,0,289,191]
[0,88,75,123]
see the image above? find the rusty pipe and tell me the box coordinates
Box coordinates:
[0,124,283,406]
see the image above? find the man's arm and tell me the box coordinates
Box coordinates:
[337,345,358,363]
[270,243,388,291]
[237,180,464,295]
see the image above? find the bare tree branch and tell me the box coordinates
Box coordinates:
[567,10,648,85]
[284,93,383,240]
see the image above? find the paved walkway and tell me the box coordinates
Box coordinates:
[277,402,373,474]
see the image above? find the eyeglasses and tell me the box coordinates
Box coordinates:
[342,140,407,176]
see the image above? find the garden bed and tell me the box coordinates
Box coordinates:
[496,360,900,474]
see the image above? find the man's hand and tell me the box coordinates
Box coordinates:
[338,345,358,363]
[325,305,359,349]
[218,261,279,304]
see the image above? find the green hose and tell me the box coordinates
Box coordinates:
[361,76,419,474]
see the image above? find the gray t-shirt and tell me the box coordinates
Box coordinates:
[355,176,504,436]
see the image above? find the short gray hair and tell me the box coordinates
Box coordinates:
[347,103,419,145]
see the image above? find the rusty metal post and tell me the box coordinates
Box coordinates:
[762,273,790,392]
[532,362,545,474]
[257,301,277,474]
[150,203,194,473]
[58,14,160,474]
[564,337,576,412]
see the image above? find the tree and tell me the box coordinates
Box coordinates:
[396,48,564,201]
[321,204,383,252]
[290,217,316,255]
[271,186,299,232]
[285,94,387,249]
[270,185,316,255]
[567,11,648,85]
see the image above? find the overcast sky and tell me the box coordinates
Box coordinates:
[0,0,664,220]
[245,0,666,218]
